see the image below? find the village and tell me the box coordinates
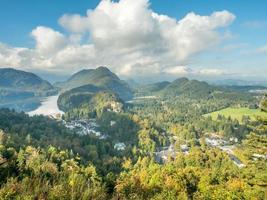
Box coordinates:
[155,133,246,168]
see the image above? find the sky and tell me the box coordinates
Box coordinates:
[0,0,266,82]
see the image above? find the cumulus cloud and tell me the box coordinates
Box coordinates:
[31,26,67,56]
[0,0,235,76]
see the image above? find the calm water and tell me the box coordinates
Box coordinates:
[28,95,64,117]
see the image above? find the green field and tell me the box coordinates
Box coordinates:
[204,107,267,122]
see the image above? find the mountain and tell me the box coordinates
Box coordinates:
[136,81,170,96]
[0,68,54,93]
[136,78,217,98]
[55,66,133,101]
[136,77,257,103]
[57,84,104,111]
[0,68,56,111]
[58,85,124,119]
[160,78,217,98]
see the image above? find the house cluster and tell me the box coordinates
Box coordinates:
[204,133,245,168]
[63,119,107,139]
[155,144,176,163]
[204,133,238,147]
[154,143,190,163]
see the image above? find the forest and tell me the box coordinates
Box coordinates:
[0,88,266,199]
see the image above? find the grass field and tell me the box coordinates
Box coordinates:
[204,107,267,122]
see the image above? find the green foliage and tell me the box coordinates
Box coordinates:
[0,109,131,175]
[57,84,103,111]
[61,91,124,119]
[0,141,107,200]
[115,148,265,200]
[260,94,267,112]
[0,67,266,199]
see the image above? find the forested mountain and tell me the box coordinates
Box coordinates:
[0,68,57,111]
[57,84,104,111]
[55,66,133,101]
[136,77,254,102]
[0,68,54,92]
[58,87,124,119]
[160,78,216,98]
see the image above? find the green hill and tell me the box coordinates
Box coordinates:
[136,81,170,96]
[160,78,215,98]
[55,66,133,101]
[135,78,256,103]
[136,78,217,99]
[0,68,56,111]
[57,84,104,111]
[58,83,124,119]
[0,68,54,92]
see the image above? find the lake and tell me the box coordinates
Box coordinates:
[28,95,64,117]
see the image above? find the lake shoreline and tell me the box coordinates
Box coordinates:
[27,95,64,117]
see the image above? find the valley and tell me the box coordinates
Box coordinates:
[1,1,267,199]
[0,67,266,199]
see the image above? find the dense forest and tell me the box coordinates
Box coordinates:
[0,86,266,199]
[0,67,266,199]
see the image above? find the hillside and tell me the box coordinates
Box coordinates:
[57,84,104,111]
[0,68,56,111]
[55,66,133,101]
[136,78,217,98]
[136,81,170,96]
[160,78,216,98]
[0,68,54,92]
[58,88,124,119]
[135,78,256,103]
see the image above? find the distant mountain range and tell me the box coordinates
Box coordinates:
[0,67,265,112]
[212,79,267,87]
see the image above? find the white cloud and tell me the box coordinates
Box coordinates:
[0,0,235,76]
[199,69,225,76]
[163,65,226,76]
[163,66,192,75]
[31,26,67,56]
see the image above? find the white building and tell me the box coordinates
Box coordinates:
[114,142,126,151]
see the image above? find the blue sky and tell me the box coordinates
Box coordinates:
[0,0,266,81]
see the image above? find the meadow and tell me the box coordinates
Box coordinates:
[204,107,267,122]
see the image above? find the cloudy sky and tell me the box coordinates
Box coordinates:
[0,0,266,81]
